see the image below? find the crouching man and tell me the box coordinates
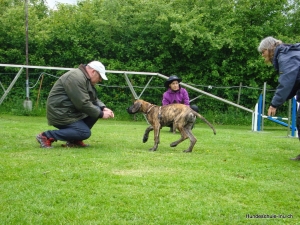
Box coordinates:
[36,61,114,148]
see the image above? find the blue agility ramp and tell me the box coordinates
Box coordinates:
[253,94,298,135]
[266,116,297,131]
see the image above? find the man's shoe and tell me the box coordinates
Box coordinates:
[36,133,55,148]
[62,140,89,148]
[290,154,300,161]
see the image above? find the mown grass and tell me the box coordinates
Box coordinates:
[0,115,299,225]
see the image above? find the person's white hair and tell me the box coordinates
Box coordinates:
[257,36,282,53]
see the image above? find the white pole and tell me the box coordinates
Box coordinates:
[252,103,258,131]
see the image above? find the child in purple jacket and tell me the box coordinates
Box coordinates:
[162,75,199,132]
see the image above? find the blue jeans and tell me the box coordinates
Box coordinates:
[44,116,98,141]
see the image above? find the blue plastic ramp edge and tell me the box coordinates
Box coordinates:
[266,116,297,131]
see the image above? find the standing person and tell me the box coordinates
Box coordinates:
[36,61,114,148]
[258,36,300,160]
[162,75,199,132]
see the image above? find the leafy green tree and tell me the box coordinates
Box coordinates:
[1,0,300,113]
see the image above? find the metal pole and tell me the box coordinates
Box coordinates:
[24,0,32,110]
[25,0,29,100]
[237,82,242,105]
[261,82,267,131]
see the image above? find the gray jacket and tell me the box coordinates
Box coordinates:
[46,64,105,126]
[271,43,300,107]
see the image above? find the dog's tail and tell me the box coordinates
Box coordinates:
[193,111,216,135]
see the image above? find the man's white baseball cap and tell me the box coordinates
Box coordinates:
[88,61,108,80]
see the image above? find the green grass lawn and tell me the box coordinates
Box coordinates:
[0,115,299,224]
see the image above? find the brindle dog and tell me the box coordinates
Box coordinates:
[127,99,216,153]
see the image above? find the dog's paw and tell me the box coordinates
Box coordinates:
[183,149,192,153]
[170,142,178,147]
[143,135,149,143]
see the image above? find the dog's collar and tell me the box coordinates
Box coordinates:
[146,104,156,114]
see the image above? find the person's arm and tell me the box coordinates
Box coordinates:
[162,91,171,105]
[95,99,106,109]
[64,75,101,118]
[181,88,190,105]
[268,56,300,116]
[271,57,300,108]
